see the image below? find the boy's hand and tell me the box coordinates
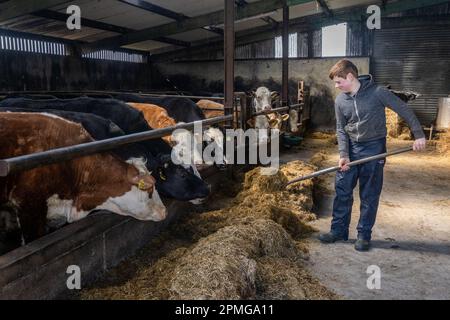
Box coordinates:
[413,137,426,151]
[339,158,351,171]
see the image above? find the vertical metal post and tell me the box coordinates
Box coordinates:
[238,92,247,130]
[282,1,289,107]
[224,0,235,129]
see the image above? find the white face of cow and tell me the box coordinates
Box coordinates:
[172,128,203,169]
[253,87,272,112]
[288,109,299,133]
[96,186,167,221]
[203,127,226,165]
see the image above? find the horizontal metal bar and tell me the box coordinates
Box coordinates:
[252,106,289,117]
[285,147,413,186]
[0,115,233,177]
[0,90,227,101]
[136,93,225,100]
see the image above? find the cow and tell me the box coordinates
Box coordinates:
[127,102,177,146]
[267,112,290,131]
[196,99,225,119]
[114,94,226,166]
[0,112,167,244]
[248,87,280,143]
[126,102,202,178]
[196,99,241,130]
[0,107,125,140]
[250,87,279,112]
[0,97,210,201]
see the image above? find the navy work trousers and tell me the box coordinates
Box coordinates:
[331,137,386,241]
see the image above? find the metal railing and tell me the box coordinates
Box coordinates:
[0,115,233,177]
[0,91,299,177]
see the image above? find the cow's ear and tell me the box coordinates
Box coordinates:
[268,119,279,128]
[247,90,256,97]
[271,91,280,99]
[282,113,290,121]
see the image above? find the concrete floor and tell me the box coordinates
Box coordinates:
[283,139,450,300]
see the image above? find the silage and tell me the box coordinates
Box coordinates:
[436,129,450,155]
[386,108,412,140]
[80,160,338,300]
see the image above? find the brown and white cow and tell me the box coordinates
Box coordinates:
[127,102,177,146]
[127,102,204,178]
[196,99,224,119]
[0,112,167,243]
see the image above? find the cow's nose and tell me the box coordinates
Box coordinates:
[264,105,271,110]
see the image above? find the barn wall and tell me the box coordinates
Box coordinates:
[0,50,155,92]
[156,57,370,131]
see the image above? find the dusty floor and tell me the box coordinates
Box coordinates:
[296,138,450,300]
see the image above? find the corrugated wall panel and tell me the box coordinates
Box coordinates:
[372,26,450,126]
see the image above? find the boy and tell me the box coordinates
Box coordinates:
[319,59,426,251]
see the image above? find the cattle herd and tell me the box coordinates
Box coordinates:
[0,87,300,252]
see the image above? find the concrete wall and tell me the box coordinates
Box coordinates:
[0,51,155,92]
[156,57,370,130]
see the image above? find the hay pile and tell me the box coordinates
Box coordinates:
[386,108,412,140]
[308,131,338,145]
[436,129,450,154]
[80,161,337,300]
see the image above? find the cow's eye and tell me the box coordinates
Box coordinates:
[158,168,167,181]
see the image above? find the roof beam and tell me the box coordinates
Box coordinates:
[316,0,333,17]
[0,0,71,22]
[84,0,313,51]
[32,9,191,47]
[118,0,224,36]
[152,0,450,61]
[118,0,187,21]
[235,0,279,27]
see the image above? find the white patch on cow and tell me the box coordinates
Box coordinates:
[172,128,203,172]
[203,127,226,165]
[126,157,149,175]
[46,194,84,228]
[96,186,167,221]
[46,186,167,226]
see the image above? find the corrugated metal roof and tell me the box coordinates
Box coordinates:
[0,0,441,53]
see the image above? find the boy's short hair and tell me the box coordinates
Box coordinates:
[329,59,359,80]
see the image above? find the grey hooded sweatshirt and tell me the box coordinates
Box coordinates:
[335,75,425,158]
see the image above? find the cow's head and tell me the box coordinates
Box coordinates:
[251,87,277,112]
[153,154,210,201]
[47,157,167,226]
[203,127,226,165]
[267,112,289,130]
[98,157,166,221]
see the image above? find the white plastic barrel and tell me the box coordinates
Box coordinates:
[436,97,450,130]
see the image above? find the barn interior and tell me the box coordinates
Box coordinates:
[0,0,449,300]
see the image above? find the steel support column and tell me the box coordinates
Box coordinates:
[282,1,289,106]
[224,0,235,129]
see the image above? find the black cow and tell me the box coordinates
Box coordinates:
[113,93,206,123]
[0,98,210,201]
